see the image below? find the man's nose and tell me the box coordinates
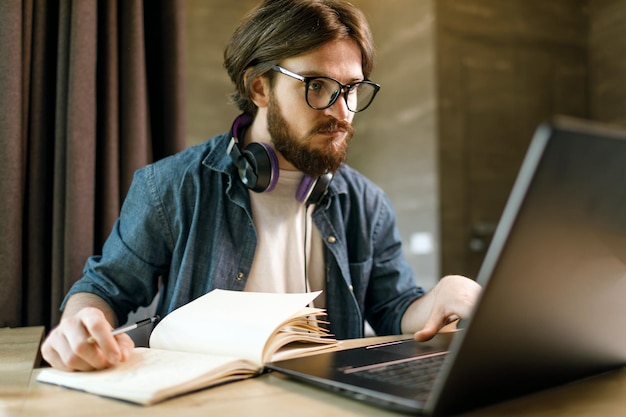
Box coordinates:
[324,90,351,121]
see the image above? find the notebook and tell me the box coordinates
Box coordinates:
[266,116,626,415]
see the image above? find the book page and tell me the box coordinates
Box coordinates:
[269,340,343,362]
[262,307,337,362]
[36,348,258,405]
[149,290,322,365]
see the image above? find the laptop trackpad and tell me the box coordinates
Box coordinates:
[338,332,453,368]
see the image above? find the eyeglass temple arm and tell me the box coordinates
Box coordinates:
[272,65,305,82]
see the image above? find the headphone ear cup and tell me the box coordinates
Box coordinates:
[241,142,279,192]
[297,173,333,206]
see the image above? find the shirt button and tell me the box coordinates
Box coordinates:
[348,285,354,292]
[327,236,336,244]
[236,272,244,281]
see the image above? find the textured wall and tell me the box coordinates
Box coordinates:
[185,0,258,145]
[589,0,626,126]
[185,0,440,289]
[348,0,438,288]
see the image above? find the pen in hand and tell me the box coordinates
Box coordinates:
[87,315,160,344]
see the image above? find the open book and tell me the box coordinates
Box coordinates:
[36,290,337,405]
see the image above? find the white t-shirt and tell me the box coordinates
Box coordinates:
[244,169,326,307]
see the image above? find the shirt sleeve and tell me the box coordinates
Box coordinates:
[62,165,172,325]
[363,193,425,335]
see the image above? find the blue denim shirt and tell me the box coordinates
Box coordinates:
[64,132,425,339]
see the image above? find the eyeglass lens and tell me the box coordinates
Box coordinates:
[306,78,377,112]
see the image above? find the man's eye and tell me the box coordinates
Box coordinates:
[308,81,324,92]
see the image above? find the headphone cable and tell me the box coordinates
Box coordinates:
[303,204,311,293]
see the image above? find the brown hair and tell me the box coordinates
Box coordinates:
[223,0,375,115]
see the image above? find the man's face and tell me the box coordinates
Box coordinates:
[266,39,362,177]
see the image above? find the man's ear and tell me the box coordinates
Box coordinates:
[247,69,270,109]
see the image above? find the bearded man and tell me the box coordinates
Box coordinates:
[41,0,480,372]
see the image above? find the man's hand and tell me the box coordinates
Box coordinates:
[402,275,482,341]
[41,297,135,371]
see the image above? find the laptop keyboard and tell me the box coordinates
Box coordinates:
[347,351,447,401]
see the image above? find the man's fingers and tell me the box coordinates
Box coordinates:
[115,333,135,362]
[413,309,462,342]
[412,315,440,341]
[40,307,134,371]
[42,329,105,371]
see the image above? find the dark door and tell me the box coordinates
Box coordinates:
[437,1,588,278]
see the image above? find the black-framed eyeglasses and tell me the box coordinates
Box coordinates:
[271,65,380,113]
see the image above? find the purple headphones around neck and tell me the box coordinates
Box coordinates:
[226,114,333,206]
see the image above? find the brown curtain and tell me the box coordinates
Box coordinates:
[0,0,186,330]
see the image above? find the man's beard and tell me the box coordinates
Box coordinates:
[267,95,354,178]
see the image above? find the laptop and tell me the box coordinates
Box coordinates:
[266,116,626,415]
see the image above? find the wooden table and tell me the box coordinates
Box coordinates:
[0,326,44,417]
[6,328,626,416]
